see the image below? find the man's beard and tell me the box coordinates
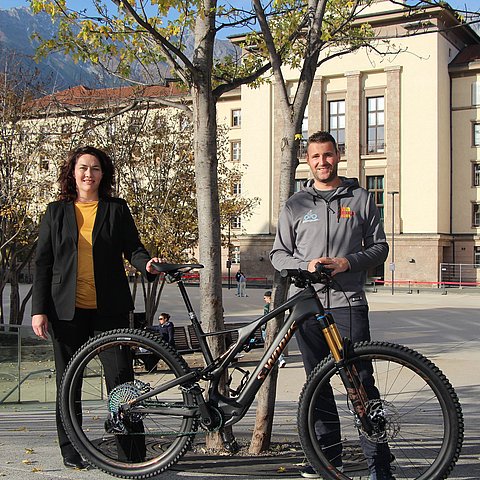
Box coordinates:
[313,165,338,185]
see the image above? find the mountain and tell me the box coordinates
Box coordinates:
[0,7,239,91]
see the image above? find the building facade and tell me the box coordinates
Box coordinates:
[230,0,480,286]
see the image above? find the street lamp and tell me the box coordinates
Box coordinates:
[388,191,399,295]
[226,219,232,290]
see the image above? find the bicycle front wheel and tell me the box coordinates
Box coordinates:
[60,328,199,479]
[298,341,463,480]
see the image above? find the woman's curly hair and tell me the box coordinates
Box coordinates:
[58,146,115,201]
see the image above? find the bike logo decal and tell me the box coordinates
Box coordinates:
[257,323,298,380]
[302,210,319,223]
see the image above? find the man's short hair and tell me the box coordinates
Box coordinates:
[264,290,272,297]
[307,131,338,154]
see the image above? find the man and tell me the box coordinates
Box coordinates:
[270,131,393,479]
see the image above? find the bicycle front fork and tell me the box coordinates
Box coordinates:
[317,312,374,436]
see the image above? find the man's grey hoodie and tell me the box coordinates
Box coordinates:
[270,177,389,308]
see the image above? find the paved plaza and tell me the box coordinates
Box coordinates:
[0,285,479,479]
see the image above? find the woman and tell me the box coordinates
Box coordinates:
[31,146,160,469]
[154,312,175,349]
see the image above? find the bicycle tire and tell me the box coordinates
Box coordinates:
[297,341,463,480]
[60,328,199,479]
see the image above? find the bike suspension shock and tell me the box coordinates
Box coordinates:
[317,312,373,435]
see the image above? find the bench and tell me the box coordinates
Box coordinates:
[224,322,264,348]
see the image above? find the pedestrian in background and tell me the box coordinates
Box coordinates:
[238,271,247,297]
[31,146,160,470]
[235,269,242,296]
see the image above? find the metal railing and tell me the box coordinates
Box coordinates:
[0,324,56,404]
[439,263,480,288]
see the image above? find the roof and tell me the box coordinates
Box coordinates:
[450,44,480,66]
[32,83,186,110]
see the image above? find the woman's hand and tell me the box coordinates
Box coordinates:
[146,257,163,274]
[32,314,49,340]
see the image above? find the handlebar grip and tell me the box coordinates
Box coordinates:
[280,268,302,278]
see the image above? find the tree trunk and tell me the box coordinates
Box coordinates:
[249,270,289,453]
[9,270,20,325]
[192,0,227,451]
[18,285,33,325]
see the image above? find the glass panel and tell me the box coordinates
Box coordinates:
[330,116,337,129]
[338,100,345,114]
[377,111,384,125]
[377,96,384,110]
[338,116,345,128]
[330,101,337,114]
[368,97,376,110]
[368,113,376,126]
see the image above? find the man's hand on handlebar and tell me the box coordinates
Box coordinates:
[308,257,350,276]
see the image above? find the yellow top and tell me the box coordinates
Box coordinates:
[74,201,98,309]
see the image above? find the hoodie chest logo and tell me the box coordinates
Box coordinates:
[340,206,355,219]
[302,210,319,223]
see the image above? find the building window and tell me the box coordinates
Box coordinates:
[475,246,480,266]
[329,100,345,154]
[294,179,305,192]
[231,246,240,264]
[472,82,480,106]
[302,108,308,139]
[231,141,241,161]
[231,216,242,229]
[39,157,49,170]
[473,164,480,187]
[474,123,480,147]
[231,109,241,127]
[367,175,384,222]
[367,96,385,153]
[232,180,242,195]
[473,203,480,227]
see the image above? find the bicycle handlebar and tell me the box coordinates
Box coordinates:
[280,263,332,287]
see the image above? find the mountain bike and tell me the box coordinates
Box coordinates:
[59,263,464,480]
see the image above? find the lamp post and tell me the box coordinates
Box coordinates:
[227,219,232,290]
[388,191,399,295]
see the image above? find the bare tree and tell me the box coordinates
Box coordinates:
[0,55,64,325]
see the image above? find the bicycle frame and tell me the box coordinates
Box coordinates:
[127,277,328,429]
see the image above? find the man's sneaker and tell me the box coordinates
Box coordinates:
[279,359,286,368]
[300,464,343,479]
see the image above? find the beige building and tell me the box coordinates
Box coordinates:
[228,0,480,287]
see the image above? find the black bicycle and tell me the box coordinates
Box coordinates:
[59,263,463,480]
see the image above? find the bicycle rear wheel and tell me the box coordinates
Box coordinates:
[298,341,463,480]
[60,328,199,479]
